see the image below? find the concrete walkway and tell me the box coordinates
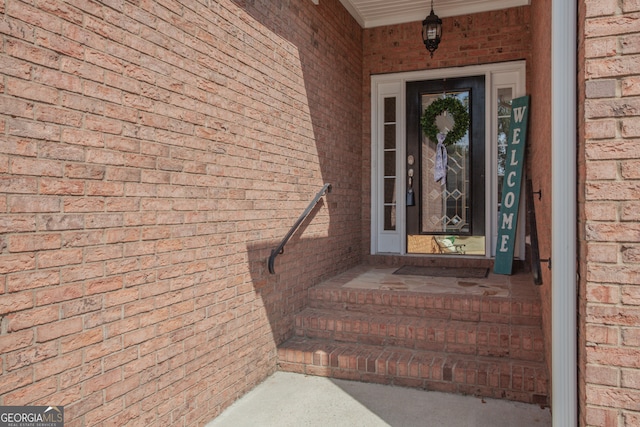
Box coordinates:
[206,372,551,427]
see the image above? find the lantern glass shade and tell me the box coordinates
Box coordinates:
[422,9,442,57]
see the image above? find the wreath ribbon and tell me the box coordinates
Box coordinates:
[434,132,448,186]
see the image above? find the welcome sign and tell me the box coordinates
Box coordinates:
[494,96,530,275]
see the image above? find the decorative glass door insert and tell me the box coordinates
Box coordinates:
[420,92,470,234]
[406,76,486,255]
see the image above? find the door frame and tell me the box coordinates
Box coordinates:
[370,61,527,257]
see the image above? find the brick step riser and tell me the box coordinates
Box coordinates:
[307,292,542,327]
[277,338,548,406]
[295,312,544,362]
[365,254,495,270]
[308,301,542,326]
[296,330,544,362]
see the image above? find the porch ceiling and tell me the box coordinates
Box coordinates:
[338,0,530,28]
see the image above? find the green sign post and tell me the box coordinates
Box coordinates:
[494,95,530,275]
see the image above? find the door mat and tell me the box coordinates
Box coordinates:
[393,265,489,279]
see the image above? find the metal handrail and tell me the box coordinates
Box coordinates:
[527,179,543,285]
[268,183,332,274]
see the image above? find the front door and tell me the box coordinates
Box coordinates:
[406,76,486,255]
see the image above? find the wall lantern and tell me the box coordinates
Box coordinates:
[422,0,442,57]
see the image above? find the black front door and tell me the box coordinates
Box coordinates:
[406,76,486,254]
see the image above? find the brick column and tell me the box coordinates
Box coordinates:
[580,0,640,425]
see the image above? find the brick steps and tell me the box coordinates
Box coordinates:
[294,307,545,362]
[278,337,548,405]
[277,267,548,405]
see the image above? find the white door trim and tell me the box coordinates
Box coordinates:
[551,0,578,425]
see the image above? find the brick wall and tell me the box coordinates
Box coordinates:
[0,0,362,425]
[363,6,531,74]
[528,0,553,397]
[580,0,640,426]
[362,6,532,255]
[579,1,589,424]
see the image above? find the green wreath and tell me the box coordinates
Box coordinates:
[420,97,470,147]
